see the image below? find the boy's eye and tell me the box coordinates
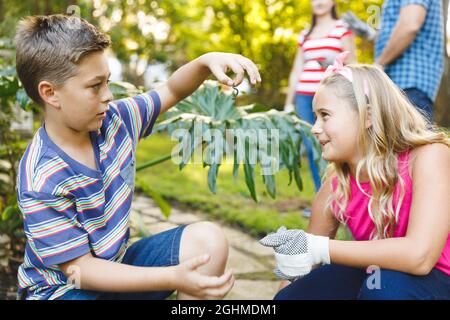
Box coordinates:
[92,79,110,91]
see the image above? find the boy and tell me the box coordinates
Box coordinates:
[15,14,261,300]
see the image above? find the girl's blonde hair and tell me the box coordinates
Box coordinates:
[318,64,450,239]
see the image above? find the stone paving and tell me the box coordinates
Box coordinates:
[130,195,280,300]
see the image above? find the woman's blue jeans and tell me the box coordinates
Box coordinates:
[295,93,322,192]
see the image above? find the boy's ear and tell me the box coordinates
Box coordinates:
[38,81,61,109]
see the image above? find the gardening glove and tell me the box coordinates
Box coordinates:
[342,10,377,41]
[259,226,330,281]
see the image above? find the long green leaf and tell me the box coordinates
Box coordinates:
[262,173,276,199]
[243,139,257,201]
[207,163,219,194]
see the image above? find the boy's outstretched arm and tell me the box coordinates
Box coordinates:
[154,52,261,115]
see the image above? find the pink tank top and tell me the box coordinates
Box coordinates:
[331,150,450,276]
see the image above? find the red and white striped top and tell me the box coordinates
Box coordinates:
[296,20,352,95]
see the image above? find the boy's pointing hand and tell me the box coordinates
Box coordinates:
[200,52,262,87]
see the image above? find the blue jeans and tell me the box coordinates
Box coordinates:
[295,94,322,192]
[274,263,450,300]
[404,88,433,123]
[57,225,187,300]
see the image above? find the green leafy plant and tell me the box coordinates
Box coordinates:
[147,82,326,202]
[0,61,32,267]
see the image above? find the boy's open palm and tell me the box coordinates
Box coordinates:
[156,51,262,114]
[175,254,235,299]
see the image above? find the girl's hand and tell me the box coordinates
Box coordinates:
[199,52,262,87]
[259,226,330,280]
[174,254,235,299]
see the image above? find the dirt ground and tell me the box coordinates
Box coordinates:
[0,265,19,300]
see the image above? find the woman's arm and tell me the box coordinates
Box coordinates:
[329,143,450,275]
[342,33,357,64]
[284,47,304,108]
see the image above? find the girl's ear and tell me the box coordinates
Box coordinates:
[365,106,372,129]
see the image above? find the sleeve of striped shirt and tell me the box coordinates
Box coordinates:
[400,0,430,10]
[110,91,161,146]
[19,191,91,267]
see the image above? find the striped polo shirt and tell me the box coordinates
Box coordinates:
[16,91,160,300]
[296,20,352,95]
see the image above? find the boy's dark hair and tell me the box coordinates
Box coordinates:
[15,14,111,105]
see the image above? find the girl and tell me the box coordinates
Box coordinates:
[264,52,450,299]
[285,0,356,196]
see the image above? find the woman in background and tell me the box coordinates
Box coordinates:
[285,0,356,217]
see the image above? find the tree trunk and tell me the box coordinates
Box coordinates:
[44,0,51,15]
[435,0,449,127]
[0,0,4,23]
[33,0,41,15]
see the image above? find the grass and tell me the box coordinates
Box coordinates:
[135,132,351,240]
